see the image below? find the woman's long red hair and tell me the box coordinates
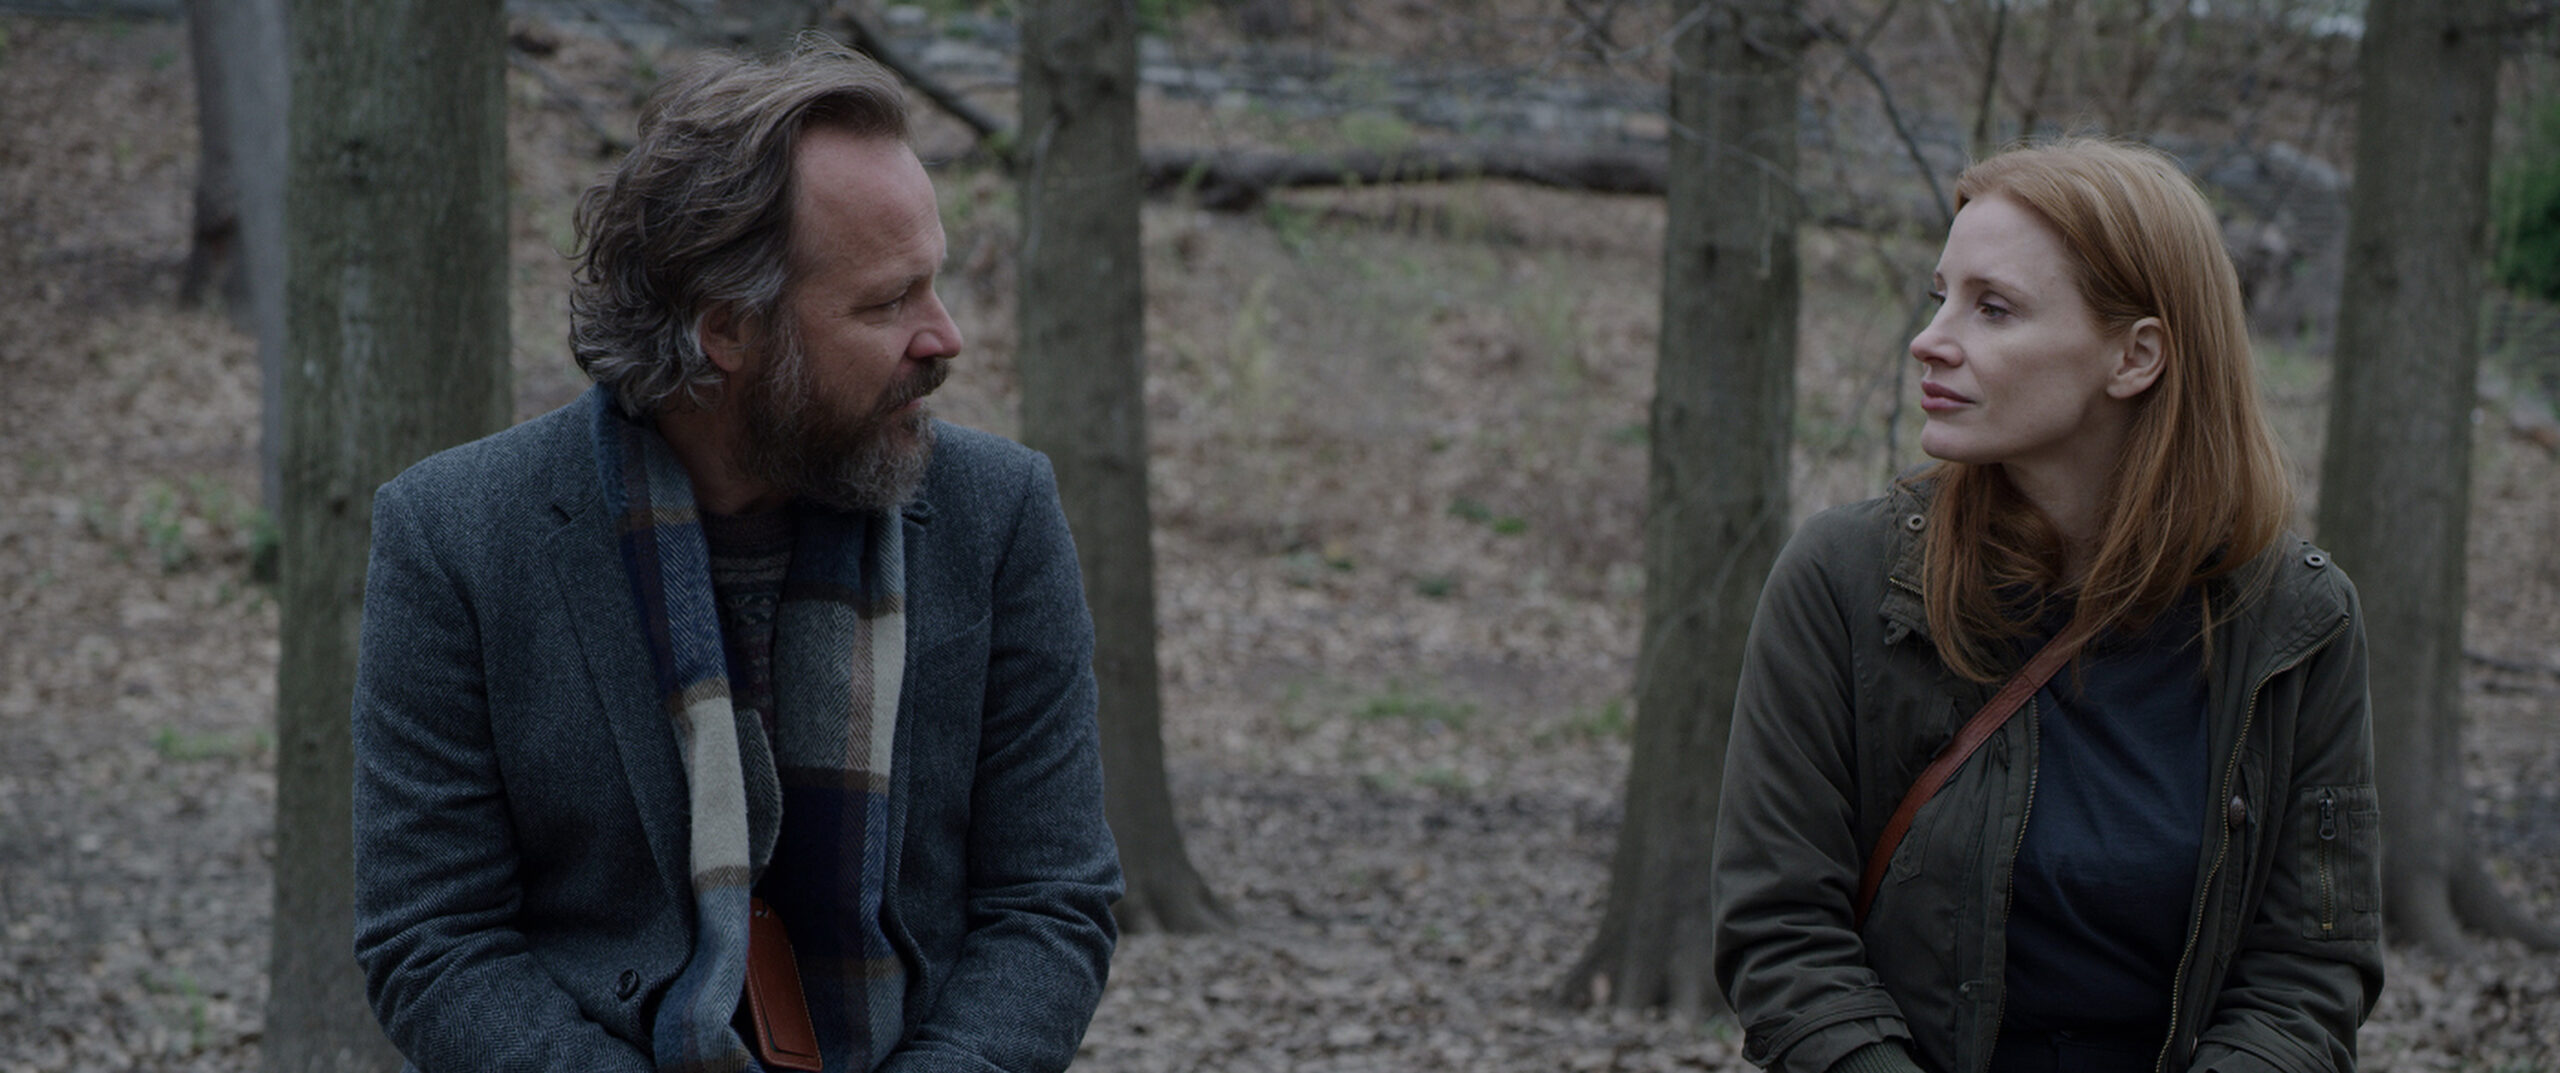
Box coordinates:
[1915,139,2294,682]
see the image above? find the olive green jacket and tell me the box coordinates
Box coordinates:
[1710,486,2383,1073]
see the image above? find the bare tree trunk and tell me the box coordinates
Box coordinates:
[1016,0,1225,934]
[2317,0,2559,956]
[1967,0,2008,160]
[1559,0,1801,1016]
[179,0,239,312]
[272,1,511,1069]
[183,0,289,535]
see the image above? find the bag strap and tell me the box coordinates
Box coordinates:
[1852,626,2085,929]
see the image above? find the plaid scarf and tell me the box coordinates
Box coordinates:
[595,397,908,1072]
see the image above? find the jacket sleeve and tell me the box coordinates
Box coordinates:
[1712,516,1919,1073]
[880,454,1123,1073]
[2188,582,2383,1073]
[351,480,655,1073]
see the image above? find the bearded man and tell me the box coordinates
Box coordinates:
[350,42,1120,1073]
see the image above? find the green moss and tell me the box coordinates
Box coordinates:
[2494,100,2560,303]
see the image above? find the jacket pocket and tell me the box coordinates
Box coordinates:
[2294,784,2379,941]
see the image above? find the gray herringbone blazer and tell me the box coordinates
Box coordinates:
[351,388,1120,1073]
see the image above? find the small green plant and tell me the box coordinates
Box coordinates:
[137,481,191,572]
[153,726,271,763]
[1413,573,1458,598]
[1262,198,1320,254]
[1222,275,1283,426]
[1340,110,1416,155]
[1280,545,1354,587]
[1516,283,1587,391]
[79,493,116,540]
[145,970,211,1052]
[1447,496,1527,535]
[87,476,276,580]
[1355,682,1474,728]
[1555,699,1633,742]
[1410,765,1472,792]
[244,507,280,584]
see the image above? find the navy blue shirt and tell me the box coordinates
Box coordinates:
[2001,600,2209,1039]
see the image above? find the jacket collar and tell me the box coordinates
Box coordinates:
[1871,479,2351,683]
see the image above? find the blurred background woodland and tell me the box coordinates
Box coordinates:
[3,0,2559,1070]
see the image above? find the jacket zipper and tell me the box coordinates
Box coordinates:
[1984,700,2039,1065]
[2151,615,2350,1073]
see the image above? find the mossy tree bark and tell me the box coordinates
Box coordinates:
[1016,0,1226,934]
[1559,0,1803,1016]
[2317,0,2560,957]
[271,1,510,1069]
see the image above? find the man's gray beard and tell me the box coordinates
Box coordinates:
[734,327,942,515]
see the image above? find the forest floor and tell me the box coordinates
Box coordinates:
[4,10,2558,1072]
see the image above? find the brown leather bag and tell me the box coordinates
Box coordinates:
[744,897,824,1072]
[1852,627,2085,929]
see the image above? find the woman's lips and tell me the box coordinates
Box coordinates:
[1919,381,1972,413]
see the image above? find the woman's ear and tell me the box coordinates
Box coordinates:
[2107,317,2167,399]
[697,303,754,376]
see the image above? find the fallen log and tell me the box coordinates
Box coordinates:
[1140,143,1670,210]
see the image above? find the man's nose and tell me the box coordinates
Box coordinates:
[914,291,963,361]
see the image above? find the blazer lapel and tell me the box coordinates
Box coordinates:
[546,429,690,903]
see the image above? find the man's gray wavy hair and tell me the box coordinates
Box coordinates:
[570,37,909,417]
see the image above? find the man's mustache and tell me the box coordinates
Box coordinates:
[880,357,951,414]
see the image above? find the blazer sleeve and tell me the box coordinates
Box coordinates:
[880,452,1123,1073]
[2189,580,2383,1073]
[1711,513,1918,1073]
[351,478,654,1073]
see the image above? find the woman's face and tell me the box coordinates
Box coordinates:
[1909,194,2153,483]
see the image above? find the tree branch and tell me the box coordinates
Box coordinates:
[2466,648,2560,679]
[834,6,1017,165]
[1808,14,1953,231]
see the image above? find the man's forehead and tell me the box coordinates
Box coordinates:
[786,129,943,274]
[792,127,925,194]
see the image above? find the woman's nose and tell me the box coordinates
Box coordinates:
[1909,310,1958,367]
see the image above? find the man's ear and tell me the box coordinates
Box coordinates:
[2106,316,2167,400]
[698,303,755,376]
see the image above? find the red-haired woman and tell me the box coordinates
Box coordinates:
[1710,139,2380,1073]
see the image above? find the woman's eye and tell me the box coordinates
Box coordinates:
[1925,289,1946,306]
[1978,301,2011,320]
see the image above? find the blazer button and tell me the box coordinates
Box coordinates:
[616,969,641,1000]
[2226,795,2248,830]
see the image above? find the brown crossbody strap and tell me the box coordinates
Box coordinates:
[1852,626,2086,929]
